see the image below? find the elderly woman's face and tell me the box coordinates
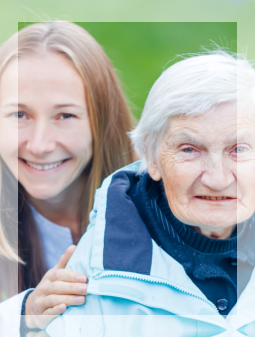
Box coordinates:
[148,102,255,237]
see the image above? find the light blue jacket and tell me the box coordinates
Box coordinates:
[46,162,255,337]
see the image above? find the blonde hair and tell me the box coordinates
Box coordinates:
[0,168,18,261]
[0,160,20,300]
[0,26,19,264]
[0,22,135,296]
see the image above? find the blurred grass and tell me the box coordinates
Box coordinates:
[18,22,237,119]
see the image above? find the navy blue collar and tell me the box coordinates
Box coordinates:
[103,170,152,274]
[102,170,255,277]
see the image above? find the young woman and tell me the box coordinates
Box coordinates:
[0,21,136,328]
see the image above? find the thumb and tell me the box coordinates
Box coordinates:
[54,245,76,269]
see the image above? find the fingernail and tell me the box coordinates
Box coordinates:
[76,275,87,282]
[79,286,87,294]
[75,296,85,304]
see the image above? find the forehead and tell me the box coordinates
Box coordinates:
[0,53,85,107]
[166,102,255,144]
[20,53,81,84]
[1,52,82,87]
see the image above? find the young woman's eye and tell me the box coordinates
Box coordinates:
[182,147,195,153]
[59,113,74,120]
[14,112,26,119]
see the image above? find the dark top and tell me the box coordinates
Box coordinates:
[130,173,255,315]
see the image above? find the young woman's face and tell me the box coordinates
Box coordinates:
[0,52,93,200]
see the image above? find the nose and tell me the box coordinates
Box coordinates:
[200,154,235,191]
[25,121,56,156]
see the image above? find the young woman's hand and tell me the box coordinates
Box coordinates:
[27,332,49,337]
[25,245,87,329]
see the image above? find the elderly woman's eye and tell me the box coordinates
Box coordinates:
[182,147,195,153]
[234,147,245,153]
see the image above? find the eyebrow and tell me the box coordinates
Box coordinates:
[2,103,84,109]
[236,131,254,143]
[167,132,204,147]
[2,103,26,108]
[169,131,252,146]
[53,104,85,109]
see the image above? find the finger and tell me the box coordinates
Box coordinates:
[35,332,50,337]
[45,268,87,283]
[26,304,66,330]
[54,245,76,269]
[27,333,38,337]
[43,303,66,316]
[27,331,51,337]
[38,294,86,313]
[47,280,88,296]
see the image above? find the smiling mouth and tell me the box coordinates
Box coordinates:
[196,196,235,201]
[22,159,68,171]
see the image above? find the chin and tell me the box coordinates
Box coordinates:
[179,208,236,229]
[194,213,237,229]
[25,186,62,201]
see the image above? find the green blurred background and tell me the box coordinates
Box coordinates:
[18,22,237,119]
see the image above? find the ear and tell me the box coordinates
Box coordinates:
[148,161,162,181]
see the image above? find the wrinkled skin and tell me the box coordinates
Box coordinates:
[148,102,255,239]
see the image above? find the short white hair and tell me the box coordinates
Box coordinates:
[129,50,255,172]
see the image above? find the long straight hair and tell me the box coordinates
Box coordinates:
[0,159,19,300]
[0,22,136,296]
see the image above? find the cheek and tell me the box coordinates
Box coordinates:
[160,145,201,196]
[0,121,18,173]
[80,134,93,163]
[162,161,200,200]
[18,130,27,150]
[237,162,255,202]
[65,123,93,163]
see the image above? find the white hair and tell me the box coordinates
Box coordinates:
[129,50,255,172]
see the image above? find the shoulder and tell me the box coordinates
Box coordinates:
[65,224,95,277]
[87,160,143,232]
[98,160,142,196]
[0,289,33,335]
[65,161,143,277]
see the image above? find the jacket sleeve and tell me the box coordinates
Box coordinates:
[0,289,33,337]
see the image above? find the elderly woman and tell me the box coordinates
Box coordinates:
[45,52,255,336]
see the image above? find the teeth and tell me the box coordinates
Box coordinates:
[200,196,230,200]
[25,160,63,170]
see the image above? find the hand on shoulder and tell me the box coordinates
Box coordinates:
[25,245,88,329]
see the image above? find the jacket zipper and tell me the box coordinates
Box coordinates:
[94,270,220,314]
